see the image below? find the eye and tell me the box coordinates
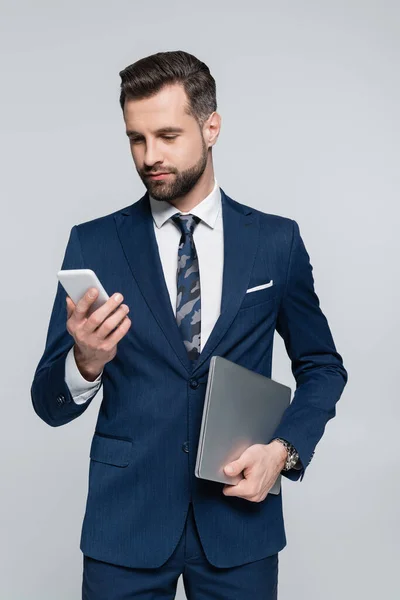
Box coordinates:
[129,135,177,144]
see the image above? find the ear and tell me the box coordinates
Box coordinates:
[204,111,221,147]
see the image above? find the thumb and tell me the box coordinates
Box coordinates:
[224,459,244,476]
[66,296,75,319]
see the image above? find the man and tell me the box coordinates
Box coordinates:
[31,50,348,599]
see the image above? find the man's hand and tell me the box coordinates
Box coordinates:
[66,288,131,381]
[222,440,288,502]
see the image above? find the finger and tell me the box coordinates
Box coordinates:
[101,315,132,348]
[72,287,100,323]
[95,304,130,340]
[223,477,251,497]
[84,292,125,333]
[223,483,246,499]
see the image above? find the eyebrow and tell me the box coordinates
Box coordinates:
[126,127,185,137]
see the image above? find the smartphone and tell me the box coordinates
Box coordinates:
[57,269,111,317]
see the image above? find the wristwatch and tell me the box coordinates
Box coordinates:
[272,438,300,471]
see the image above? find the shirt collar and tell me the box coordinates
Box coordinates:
[149,178,221,230]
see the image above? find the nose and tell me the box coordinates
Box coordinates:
[143,140,164,168]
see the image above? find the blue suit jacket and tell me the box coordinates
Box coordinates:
[31,187,348,569]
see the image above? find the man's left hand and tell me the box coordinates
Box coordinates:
[222,440,288,502]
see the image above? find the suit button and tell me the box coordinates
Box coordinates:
[182,441,189,453]
[189,379,199,389]
[56,394,65,406]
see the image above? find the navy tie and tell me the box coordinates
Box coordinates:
[171,213,201,361]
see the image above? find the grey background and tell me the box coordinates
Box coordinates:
[1,1,399,598]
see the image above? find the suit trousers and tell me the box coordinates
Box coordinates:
[82,502,279,599]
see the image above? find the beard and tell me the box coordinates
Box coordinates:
[138,137,209,203]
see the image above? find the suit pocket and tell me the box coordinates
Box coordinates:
[239,281,279,310]
[246,279,274,293]
[90,433,133,467]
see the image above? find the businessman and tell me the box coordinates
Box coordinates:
[31,50,348,599]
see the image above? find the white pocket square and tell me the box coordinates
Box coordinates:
[246,280,274,294]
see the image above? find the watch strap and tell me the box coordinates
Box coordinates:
[272,437,300,471]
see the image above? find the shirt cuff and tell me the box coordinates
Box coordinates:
[64,346,103,405]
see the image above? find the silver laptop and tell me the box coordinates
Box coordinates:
[195,356,292,495]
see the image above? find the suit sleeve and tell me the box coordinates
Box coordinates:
[30,225,101,426]
[272,219,348,481]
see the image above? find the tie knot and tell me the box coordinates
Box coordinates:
[171,213,201,236]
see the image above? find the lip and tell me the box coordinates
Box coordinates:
[147,173,171,180]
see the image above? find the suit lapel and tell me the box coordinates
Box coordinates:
[114,187,259,376]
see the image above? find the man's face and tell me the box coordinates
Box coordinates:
[123,83,210,202]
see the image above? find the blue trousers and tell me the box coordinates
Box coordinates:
[82,502,279,599]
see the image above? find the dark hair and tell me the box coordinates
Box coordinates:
[119,50,217,128]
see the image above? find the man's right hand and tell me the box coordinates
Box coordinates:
[66,288,131,381]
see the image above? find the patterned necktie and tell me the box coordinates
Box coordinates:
[170,213,201,361]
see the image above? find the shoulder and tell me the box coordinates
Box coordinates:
[225,192,297,242]
[72,199,138,238]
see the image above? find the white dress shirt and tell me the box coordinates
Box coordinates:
[65,178,223,404]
